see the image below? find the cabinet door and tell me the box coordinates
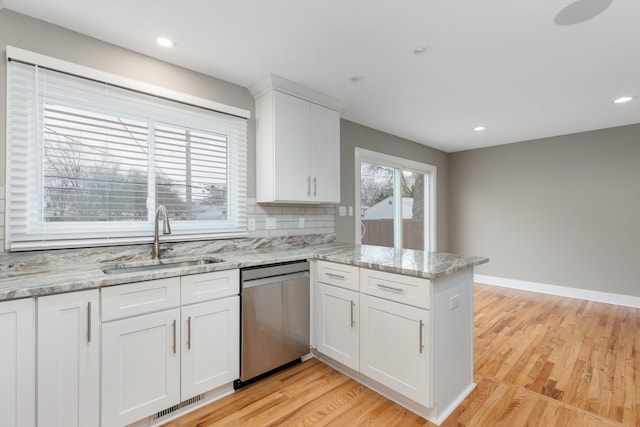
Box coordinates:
[181,296,239,399]
[0,298,35,427]
[360,294,432,407]
[316,283,359,370]
[37,290,100,427]
[101,309,181,427]
[273,90,311,201]
[309,103,340,203]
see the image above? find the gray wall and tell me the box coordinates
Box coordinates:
[449,124,640,297]
[0,9,256,195]
[336,120,449,252]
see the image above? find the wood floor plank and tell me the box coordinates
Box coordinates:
[163,284,638,427]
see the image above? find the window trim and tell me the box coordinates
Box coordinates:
[5,46,250,251]
[354,147,437,252]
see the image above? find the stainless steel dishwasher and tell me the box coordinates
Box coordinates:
[236,260,310,387]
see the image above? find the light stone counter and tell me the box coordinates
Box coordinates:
[0,235,487,301]
[318,244,488,279]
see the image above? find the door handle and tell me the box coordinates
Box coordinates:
[307,176,311,196]
[419,319,424,354]
[313,177,317,197]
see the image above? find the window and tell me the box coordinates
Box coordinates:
[355,148,436,251]
[6,47,249,250]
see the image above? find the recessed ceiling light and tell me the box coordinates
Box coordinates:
[614,96,633,104]
[474,126,486,132]
[413,45,431,56]
[156,37,175,47]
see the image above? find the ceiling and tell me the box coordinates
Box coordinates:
[2,0,639,152]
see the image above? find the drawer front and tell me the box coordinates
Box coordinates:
[317,261,359,291]
[360,269,430,309]
[101,277,180,321]
[181,269,239,305]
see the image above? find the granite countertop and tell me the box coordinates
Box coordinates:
[0,237,488,301]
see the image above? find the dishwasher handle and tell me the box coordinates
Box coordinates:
[242,271,309,289]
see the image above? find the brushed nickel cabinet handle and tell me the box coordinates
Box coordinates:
[307,176,311,196]
[376,283,404,293]
[187,316,192,350]
[172,319,177,354]
[326,272,346,280]
[87,302,92,343]
[419,319,424,354]
[313,177,317,197]
[350,300,355,327]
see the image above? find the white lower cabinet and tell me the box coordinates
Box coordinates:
[316,282,359,370]
[315,260,475,425]
[181,296,239,400]
[101,308,181,427]
[37,290,100,427]
[359,293,432,407]
[0,298,35,427]
[101,270,240,427]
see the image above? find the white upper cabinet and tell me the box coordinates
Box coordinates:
[309,102,340,202]
[251,74,345,204]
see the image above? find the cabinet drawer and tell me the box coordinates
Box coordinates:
[101,277,180,322]
[317,261,359,291]
[181,270,239,305]
[360,269,430,309]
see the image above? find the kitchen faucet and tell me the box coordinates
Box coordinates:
[152,205,172,260]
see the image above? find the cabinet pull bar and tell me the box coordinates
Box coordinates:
[350,300,355,327]
[376,283,404,293]
[172,319,177,354]
[313,177,317,197]
[419,319,424,354]
[187,316,192,350]
[326,272,346,280]
[307,176,311,196]
[87,302,92,343]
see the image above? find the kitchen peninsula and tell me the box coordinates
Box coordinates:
[0,237,487,426]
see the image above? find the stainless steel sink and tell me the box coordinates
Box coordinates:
[101,258,224,274]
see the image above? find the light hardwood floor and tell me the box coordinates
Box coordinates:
[163,284,639,426]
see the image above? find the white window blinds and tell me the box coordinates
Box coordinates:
[6,50,248,250]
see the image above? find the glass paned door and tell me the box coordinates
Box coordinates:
[400,170,426,250]
[356,148,435,252]
[360,161,395,248]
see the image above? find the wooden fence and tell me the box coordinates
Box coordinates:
[361,219,424,250]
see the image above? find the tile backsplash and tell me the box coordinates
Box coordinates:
[246,198,335,238]
[0,189,334,253]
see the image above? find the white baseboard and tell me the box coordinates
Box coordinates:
[474,274,640,309]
